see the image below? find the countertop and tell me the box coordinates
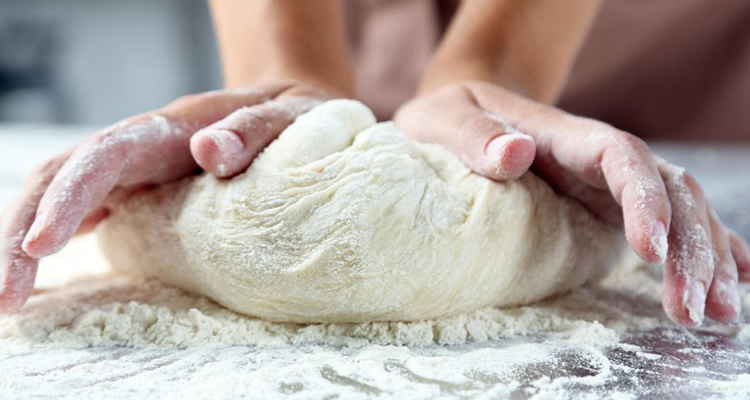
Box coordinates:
[0,124,748,400]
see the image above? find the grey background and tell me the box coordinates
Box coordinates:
[0,0,222,125]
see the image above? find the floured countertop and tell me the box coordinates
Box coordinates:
[0,126,749,399]
[0,236,748,400]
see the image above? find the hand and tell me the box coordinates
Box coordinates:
[395,80,750,327]
[0,81,333,312]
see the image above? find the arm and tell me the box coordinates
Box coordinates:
[0,1,354,312]
[395,0,748,327]
[419,0,600,103]
[209,0,354,97]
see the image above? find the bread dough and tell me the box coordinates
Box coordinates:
[97,100,622,323]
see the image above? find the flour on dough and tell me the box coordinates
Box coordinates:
[97,100,622,323]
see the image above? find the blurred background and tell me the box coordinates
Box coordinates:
[0,0,223,207]
[0,0,221,125]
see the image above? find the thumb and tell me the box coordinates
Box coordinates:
[190,96,322,177]
[477,113,537,181]
[396,90,535,181]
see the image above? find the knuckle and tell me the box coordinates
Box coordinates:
[680,171,703,194]
[666,167,707,205]
[712,225,728,243]
[628,136,650,154]
[395,103,439,142]
[728,230,748,248]
[29,158,59,177]
[681,170,697,186]
[461,80,492,94]
[220,107,269,136]
[393,108,424,139]
[86,129,123,153]
[612,130,649,154]
[94,128,118,143]
[392,102,413,125]
[28,155,67,183]
[426,82,473,103]
[458,112,500,145]
[241,106,268,125]
[168,93,204,108]
[277,82,324,99]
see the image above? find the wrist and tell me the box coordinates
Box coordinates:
[417,58,541,103]
[225,67,354,100]
[416,0,600,105]
[419,60,495,94]
[263,68,355,99]
[211,0,354,98]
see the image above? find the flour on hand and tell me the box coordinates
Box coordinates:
[97,100,623,323]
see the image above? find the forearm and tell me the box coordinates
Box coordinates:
[208,0,354,96]
[420,0,601,104]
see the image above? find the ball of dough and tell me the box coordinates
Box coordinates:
[98,100,622,323]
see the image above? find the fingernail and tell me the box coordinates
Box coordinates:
[485,133,535,178]
[716,278,741,320]
[21,219,43,253]
[207,129,244,159]
[650,221,669,264]
[683,281,706,326]
[484,133,532,158]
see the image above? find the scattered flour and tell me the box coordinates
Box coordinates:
[0,235,748,399]
[1,235,746,351]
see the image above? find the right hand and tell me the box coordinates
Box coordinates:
[0,81,333,312]
[395,80,750,327]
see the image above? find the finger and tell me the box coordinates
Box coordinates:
[704,209,741,322]
[0,151,71,311]
[75,207,110,235]
[729,230,750,282]
[190,96,323,177]
[161,85,284,128]
[599,137,671,265]
[21,116,179,258]
[75,185,142,236]
[395,84,536,181]
[468,81,670,263]
[659,163,714,327]
[21,88,279,259]
[525,158,624,224]
[471,113,536,181]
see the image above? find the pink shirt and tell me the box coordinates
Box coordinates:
[345,0,750,142]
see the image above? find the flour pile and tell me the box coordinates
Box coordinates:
[1,237,749,400]
[1,235,747,352]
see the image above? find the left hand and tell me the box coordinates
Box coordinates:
[395,80,750,327]
[0,81,332,312]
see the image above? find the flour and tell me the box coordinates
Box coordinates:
[2,235,746,352]
[1,100,748,399]
[1,235,748,400]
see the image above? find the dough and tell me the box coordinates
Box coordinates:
[98,100,622,323]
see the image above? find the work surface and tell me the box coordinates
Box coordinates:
[0,125,748,399]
